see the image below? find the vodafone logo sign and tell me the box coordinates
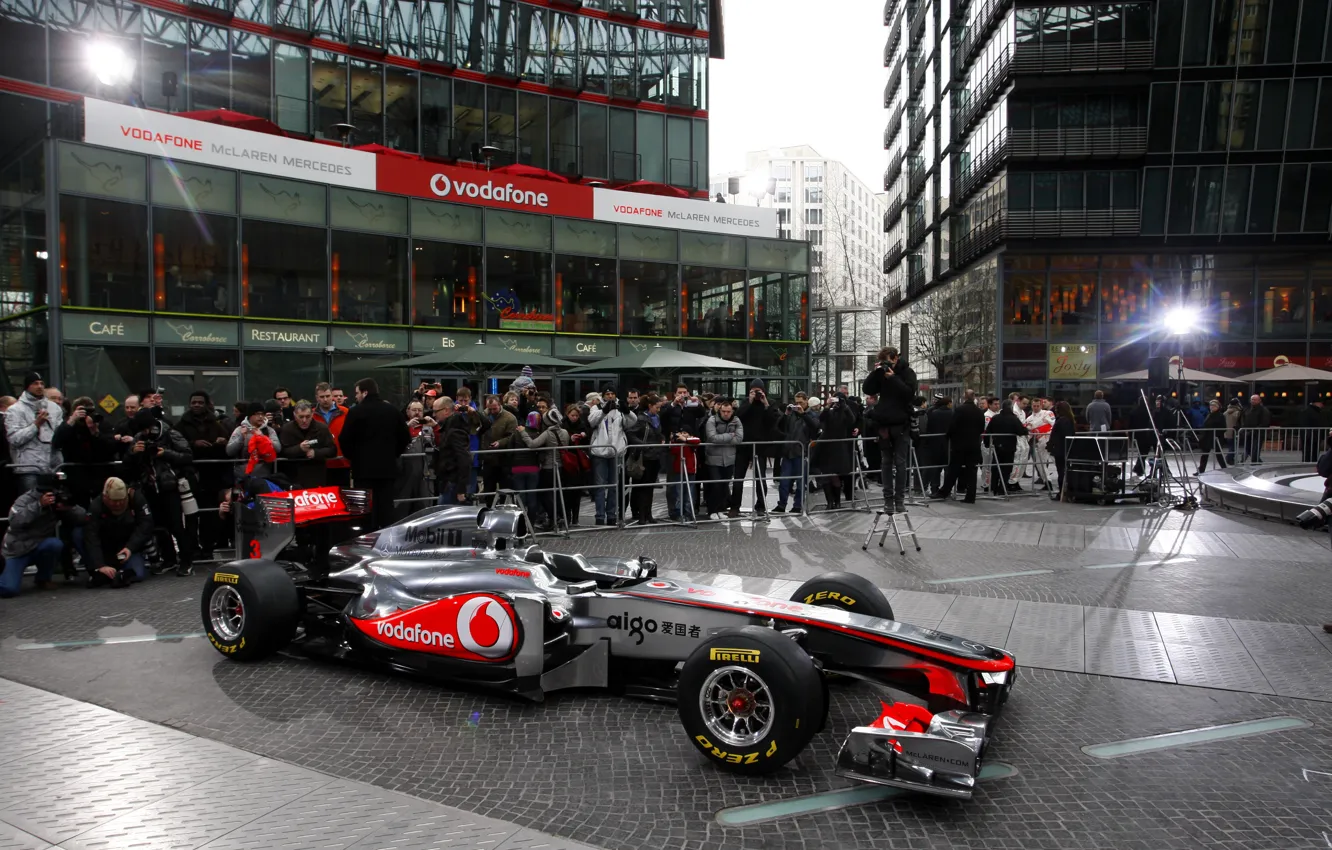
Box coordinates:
[352,592,519,662]
[428,172,550,209]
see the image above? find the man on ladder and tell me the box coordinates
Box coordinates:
[861,347,921,553]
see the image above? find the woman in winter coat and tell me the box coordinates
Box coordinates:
[703,400,743,518]
[1049,401,1077,500]
[509,411,545,525]
[629,394,668,525]
[517,408,568,531]
[561,404,592,526]
[815,396,857,509]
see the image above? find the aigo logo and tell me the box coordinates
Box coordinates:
[351,592,518,662]
[429,172,550,209]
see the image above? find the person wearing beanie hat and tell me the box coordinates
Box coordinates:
[119,398,196,576]
[521,365,534,379]
[79,476,154,588]
[587,386,637,525]
[6,369,64,492]
[516,404,569,531]
[509,410,547,526]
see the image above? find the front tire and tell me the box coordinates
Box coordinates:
[677,626,825,775]
[201,561,300,661]
[790,571,895,620]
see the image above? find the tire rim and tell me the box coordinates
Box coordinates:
[208,585,245,641]
[699,665,775,747]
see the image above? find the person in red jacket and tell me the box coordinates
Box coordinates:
[313,382,349,486]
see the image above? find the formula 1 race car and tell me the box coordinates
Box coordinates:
[202,488,1016,800]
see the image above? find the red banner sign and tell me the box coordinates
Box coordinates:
[376,158,594,218]
[350,593,519,661]
[271,486,348,523]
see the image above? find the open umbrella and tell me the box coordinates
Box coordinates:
[614,180,691,198]
[177,109,285,136]
[492,163,571,183]
[1236,363,1332,382]
[562,346,760,375]
[377,341,578,372]
[352,142,421,160]
[1106,367,1240,383]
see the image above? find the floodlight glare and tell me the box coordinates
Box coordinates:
[88,40,134,87]
[740,172,770,198]
[1163,306,1199,335]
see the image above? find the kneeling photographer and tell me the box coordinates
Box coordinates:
[120,409,198,577]
[0,473,84,598]
[76,477,153,588]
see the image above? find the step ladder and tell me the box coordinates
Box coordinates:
[862,510,922,555]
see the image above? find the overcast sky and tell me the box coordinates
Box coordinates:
[708,0,887,190]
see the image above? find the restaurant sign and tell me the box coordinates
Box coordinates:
[1048,344,1097,380]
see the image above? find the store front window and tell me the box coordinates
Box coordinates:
[332,230,408,324]
[555,255,616,334]
[59,197,149,310]
[748,271,784,341]
[620,260,677,336]
[1099,270,1151,340]
[485,248,552,331]
[683,266,745,339]
[153,208,237,315]
[1259,267,1308,338]
[413,240,481,327]
[1048,271,1096,340]
[241,220,328,321]
[63,345,150,411]
[1002,258,1045,340]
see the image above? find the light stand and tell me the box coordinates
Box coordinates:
[1160,306,1202,511]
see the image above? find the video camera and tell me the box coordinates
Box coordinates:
[34,471,75,510]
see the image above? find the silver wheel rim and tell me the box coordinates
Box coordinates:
[699,665,775,747]
[208,585,245,641]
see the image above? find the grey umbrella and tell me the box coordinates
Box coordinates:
[376,340,580,371]
[1236,363,1332,382]
[561,346,761,375]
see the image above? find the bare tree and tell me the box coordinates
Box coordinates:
[819,174,875,309]
[905,283,992,389]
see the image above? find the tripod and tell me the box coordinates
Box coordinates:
[862,508,921,554]
[1140,388,1199,510]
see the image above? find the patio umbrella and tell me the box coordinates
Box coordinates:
[352,143,421,160]
[177,109,284,136]
[492,163,571,183]
[1236,363,1332,382]
[377,341,579,372]
[1106,367,1240,383]
[561,347,761,375]
[614,180,691,198]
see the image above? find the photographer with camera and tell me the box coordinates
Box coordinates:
[121,408,197,577]
[76,477,153,588]
[861,347,918,514]
[227,402,281,477]
[736,379,779,517]
[177,391,231,561]
[0,472,82,597]
[7,371,63,492]
[587,391,637,525]
[52,396,118,507]
[279,402,337,488]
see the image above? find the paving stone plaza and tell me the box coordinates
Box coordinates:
[3,496,1332,850]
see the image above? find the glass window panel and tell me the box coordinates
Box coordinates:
[58,143,146,201]
[608,23,635,98]
[332,230,407,324]
[485,246,551,330]
[1306,163,1332,234]
[486,0,519,76]
[1276,163,1308,232]
[1086,171,1110,209]
[141,11,187,113]
[1180,0,1211,65]
[550,98,578,176]
[330,188,407,234]
[1112,170,1137,209]
[1147,83,1176,152]
[1043,6,1069,42]
[1298,0,1329,61]
[1034,98,1059,130]
[518,91,547,168]
[665,34,692,108]
[241,220,327,320]
[455,0,483,69]
[275,43,310,135]
[1049,272,1096,340]
[1168,167,1196,234]
[1247,163,1279,233]
[639,29,665,102]
[747,271,786,341]
[579,103,608,178]
[620,259,676,335]
[1009,172,1032,210]
[666,115,692,188]
[487,86,518,157]
[421,0,450,64]
[385,67,419,152]
[1193,165,1223,233]
[1315,80,1332,148]
[1124,1,1151,40]
[692,118,707,192]
[151,160,235,214]
[312,0,346,40]
[386,0,417,58]
[485,208,551,250]
[1257,266,1305,337]
[59,196,148,309]
[1256,80,1289,149]
[410,198,483,242]
[1016,8,1041,43]
[312,50,348,141]
[1266,0,1297,62]
[1287,78,1317,149]
[1229,80,1257,150]
[1002,271,1044,339]
[1199,81,1230,151]
[682,266,744,338]
[413,239,482,328]
[1220,165,1251,234]
[1068,5,1095,43]
[1097,3,1123,42]
[1141,168,1169,234]
[1060,96,1084,129]
[350,60,384,146]
[693,36,708,110]
[519,5,548,83]
[1009,99,1032,130]
[636,111,664,183]
[1155,0,1182,65]
[555,254,615,333]
[749,238,808,272]
[1175,82,1203,152]
[680,232,744,266]
[241,174,326,225]
[421,73,452,157]
[454,79,485,154]
[1059,172,1083,209]
[188,22,230,111]
[551,12,577,89]
[609,108,636,181]
[1099,270,1151,339]
[1033,172,1058,210]
[1086,95,1111,127]
[153,207,237,314]
[618,224,675,261]
[580,17,608,94]
[553,218,615,256]
[232,32,272,121]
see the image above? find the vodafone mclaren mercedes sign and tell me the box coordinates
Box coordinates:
[83,98,777,237]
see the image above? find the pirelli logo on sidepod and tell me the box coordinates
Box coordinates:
[709,647,760,664]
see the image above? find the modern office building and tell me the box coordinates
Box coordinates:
[0,0,812,411]
[711,145,889,394]
[883,0,1332,417]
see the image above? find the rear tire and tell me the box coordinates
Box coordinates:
[200,561,300,661]
[790,571,894,620]
[677,626,825,775]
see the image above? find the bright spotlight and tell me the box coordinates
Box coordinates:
[88,40,134,87]
[740,172,770,198]
[1162,305,1199,335]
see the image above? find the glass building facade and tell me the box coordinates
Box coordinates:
[883,0,1332,423]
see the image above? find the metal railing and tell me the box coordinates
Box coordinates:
[953,210,1006,266]
[883,240,905,272]
[1012,40,1154,74]
[953,46,1011,138]
[953,0,1014,77]
[1006,208,1141,238]
[884,197,905,230]
[884,103,905,148]
[1009,126,1147,160]
[955,126,1008,203]
[884,152,905,189]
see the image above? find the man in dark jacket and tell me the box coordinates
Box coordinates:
[986,401,1028,491]
[177,390,231,560]
[933,390,985,503]
[338,378,410,531]
[735,378,780,516]
[433,396,479,505]
[120,408,196,576]
[1197,398,1230,473]
[278,402,338,488]
[861,346,918,513]
[921,395,953,494]
[78,477,153,588]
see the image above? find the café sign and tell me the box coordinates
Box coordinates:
[1048,344,1097,380]
[554,336,615,358]
[62,312,150,344]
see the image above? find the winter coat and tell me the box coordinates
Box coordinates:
[1128,403,1158,452]
[985,408,1027,454]
[862,360,918,426]
[946,401,986,463]
[661,401,706,439]
[6,391,63,475]
[703,413,744,467]
[518,425,570,470]
[278,419,337,488]
[227,423,281,477]
[51,420,117,503]
[120,423,193,493]
[1085,398,1112,433]
[84,491,154,570]
[813,403,856,476]
[177,409,232,488]
[1199,410,1228,452]
[1,489,73,559]
[588,403,638,459]
[1318,449,1332,497]
[480,409,519,469]
[1242,403,1272,429]
[435,410,479,481]
[1048,416,1076,462]
[1224,405,1241,438]
[338,393,412,482]
[738,392,781,457]
[921,403,953,461]
[775,408,820,458]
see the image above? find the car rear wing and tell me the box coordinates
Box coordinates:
[238,487,370,561]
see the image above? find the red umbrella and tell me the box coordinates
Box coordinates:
[492,163,571,183]
[616,180,690,198]
[177,109,285,136]
[352,143,421,160]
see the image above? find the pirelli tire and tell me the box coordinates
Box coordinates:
[677,626,826,775]
[790,571,895,620]
[201,561,300,661]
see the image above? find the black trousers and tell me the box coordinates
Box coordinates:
[939,458,978,502]
[993,448,1016,490]
[360,478,397,531]
[631,460,661,521]
[1197,443,1228,473]
[878,425,911,504]
[482,465,511,507]
[146,487,195,568]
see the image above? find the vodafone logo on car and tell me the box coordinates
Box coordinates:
[429,173,550,209]
[271,486,346,522]
[351,592,518,662]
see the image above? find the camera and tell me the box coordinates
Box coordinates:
[1296,498,1332,529]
